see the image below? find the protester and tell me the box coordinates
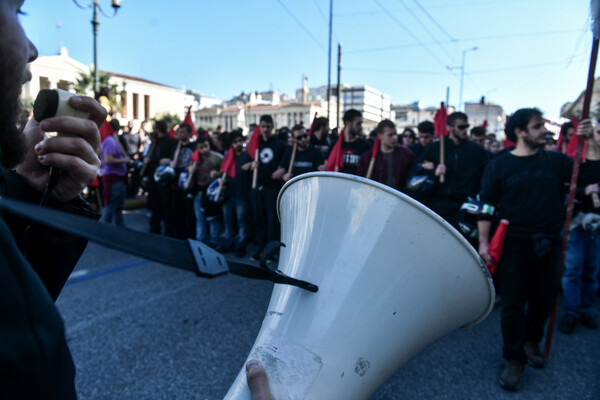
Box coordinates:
[477,108,589,392]
[100,119,130,226]
[414,112,488,237]
[169,123,196,238]
[273,124,325,182]
[358,119,416,192]
[401,127,416,147]
[558,120,600,334]
[410,120,435,158]
[250,115,286,261]
[328,109,371,175]
[470,126,487,147]
[309,116,331,157]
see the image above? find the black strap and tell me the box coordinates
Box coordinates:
[0,197,317,291]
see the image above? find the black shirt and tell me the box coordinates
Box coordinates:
[336,138,372,175]
[280,145,324,176]
[258,136,287,187]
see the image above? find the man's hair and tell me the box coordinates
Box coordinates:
[417,121,435,135]
[259,115,273,125]
[376,119,396,134]
[470,126,486,138]
[109,118,121,132]
[179,123,193,134]
[505,108,543,142]
[153,120,167,134]
[447,112,468,126]
[229,130,244,145]
[343,109,362,124]
[291,124,304,134]
[196,135,209,146]
[313,117,329,131]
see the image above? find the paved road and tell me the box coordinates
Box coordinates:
[56,209,599,399]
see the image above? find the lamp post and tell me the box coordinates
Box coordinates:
[73,0,122,99]
[458,46,478,111]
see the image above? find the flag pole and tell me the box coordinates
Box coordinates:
[252,149,259,189]
[439,135,446,183]
[544,33,599,360]
[287,143,297,176]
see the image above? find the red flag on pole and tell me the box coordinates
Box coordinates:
[371,136,381,159]
[168,124,177,138]
[565,117,587,161]
[247,125,261,160]
[221,148,236,178]
[434,102,448,138]
[325,131,344,171]
[486,219,509,275]
[482,120,488,129]
[307,112,318,138]
[183,106,196,134]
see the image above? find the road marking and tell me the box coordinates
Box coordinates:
[65,260,149,286]
[68,269,89,279]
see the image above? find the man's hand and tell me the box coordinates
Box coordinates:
[478,241,493,266]
[16,95,105,202]
[576,118,593,137]
[421,161,434,170]
[283,172,292,182]
[434,163,446,177]
[246,360,274,400]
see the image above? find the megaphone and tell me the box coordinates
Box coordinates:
[225,172,495,400]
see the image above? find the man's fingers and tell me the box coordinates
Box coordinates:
[35,136,100,166]
[246,360,275,400]
[68,95,108,128]
[40,116,101,155]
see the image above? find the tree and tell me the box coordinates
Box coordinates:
[154,112,181,131]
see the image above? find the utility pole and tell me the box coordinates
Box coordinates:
[327,0,333,122]
[336,43,342,129]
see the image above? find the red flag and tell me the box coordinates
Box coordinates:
[247,125,261,160]
[99,120,114,142]
[325,132,344,171]
[482,120,488,129]
[307,112,318,138]
[434,102,448,138]
[487,219,509,275]
[371,136,381,159]
[221,148,236,178]
[168,124,177,138]
[503,138,516,149]
[183,106,196,134]
[565,117,587,161]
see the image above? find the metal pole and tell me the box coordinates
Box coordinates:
[446,86,450,109]
[92,0,99,99]
[336,43,341,129]
[326,0,333,122]
[459,50,465,111]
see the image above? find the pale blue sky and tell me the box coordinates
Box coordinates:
[21,0,594,120]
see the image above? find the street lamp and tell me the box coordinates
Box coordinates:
[458,46,478,111]
[73,0,122,99]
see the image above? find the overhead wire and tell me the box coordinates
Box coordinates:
[410,0,456,42]
[275,0,327,53]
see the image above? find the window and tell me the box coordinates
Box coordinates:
[121,92,127,118]
[132,93,139,119]
[144,95,150,120]
[57,80,70,91]
[39,76,50,90]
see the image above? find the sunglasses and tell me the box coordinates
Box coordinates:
[295,134,309,140]
[456,124,470,130]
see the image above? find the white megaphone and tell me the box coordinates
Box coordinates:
[224,172,495,400]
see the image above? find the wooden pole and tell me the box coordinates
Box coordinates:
[252,149,259,189]
[215,171,227,202]
[439,135,446,183]
[366,156,376,180]
[287,144,297,175]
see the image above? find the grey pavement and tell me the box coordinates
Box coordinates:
[56,208,600,399]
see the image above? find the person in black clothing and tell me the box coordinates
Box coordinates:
[143,120,177,234]
[477,108,590,392]
[119,120,143,197]
[309,116,331,158]
[274,124,325,182]
[410,120,435,159]
[249,115,286,260]
[415,112,488,237]
[168,123,196,238]
[331,109,371,175]
[0,1,107,395]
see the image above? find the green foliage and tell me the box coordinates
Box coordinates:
[154,112,181,130]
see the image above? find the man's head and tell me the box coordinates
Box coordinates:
[177,123,193,142]
[0,0,39,167]
[291,124,309,150]
[417,121,435,148]
[195,135,211,156]
[153,120,168,138]
[259,115,274,138]
[343,109,363,139]
[560,121,574,142]
[312,117,329,139]
[376,119,397,150]
[505,108,546,149]
[447,112,469,141]
[470,126,486,146]
[229,130,245,154]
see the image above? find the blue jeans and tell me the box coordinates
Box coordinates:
[222,197,249,249]
[193,195,222,246]
[100,180,127,226]
[562,225,600,317]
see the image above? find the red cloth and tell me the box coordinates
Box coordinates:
[183,106,196,134]
[221,148,236,178]
[168,125,177,138]
[565,117,587,161]
[482,120,488,129]
[325,132,344,171]
[503,138,516,149]
[371,136,381,159]
[101,174,127,205]
[487,219,509,275]
[434,102,448,138]
[307,112,318,138]
[191,149,201,164]
[99,120,114,143]
[247,125,261,160]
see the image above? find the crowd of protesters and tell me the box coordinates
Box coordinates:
[98,106,600,393]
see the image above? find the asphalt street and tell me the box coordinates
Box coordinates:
[56,208,599,399]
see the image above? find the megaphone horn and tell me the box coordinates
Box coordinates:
[225,172,495,400]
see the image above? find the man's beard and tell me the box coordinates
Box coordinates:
[0,72,27,168]
[523,134,545,150]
